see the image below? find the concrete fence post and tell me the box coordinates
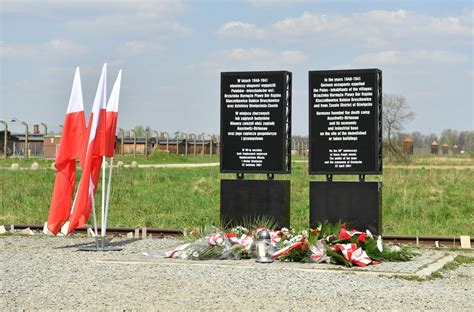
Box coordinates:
[0,120,7,159]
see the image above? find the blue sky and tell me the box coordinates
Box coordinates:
[1,0,472,136]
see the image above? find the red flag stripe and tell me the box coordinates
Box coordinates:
[105,70,121,157]
[47,68,85,235]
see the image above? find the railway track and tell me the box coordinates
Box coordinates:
[5,224,472,248]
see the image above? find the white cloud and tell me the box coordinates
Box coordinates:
[1,0,186,15]
[271,10,472,46]
[68,13,192,37]
[2,0,192,37]
[216,22,264,39]
[217,9,473,48]
[116,41,166,57]
[245,0,316,8]
[355,50,470,65]
[190,48,307,74]
[428,9,473,36]
[331,64,353,70]
[0,40,87,59]
[227,48,272,60]
[279,50,307,64]
[271,11,333,37]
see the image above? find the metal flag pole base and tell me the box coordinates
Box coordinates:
[79,246,123,252]
[79,236,123,252]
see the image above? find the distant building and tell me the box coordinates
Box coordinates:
[3,129,219,159]
[430,140,439,154]
[403,136,414,155]
[43,135,61,159]
[441,143,449,155]
[452,144,460,155]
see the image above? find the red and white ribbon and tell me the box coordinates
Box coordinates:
[309,239,329,263]
[272,235,307,259]
[350,247,372,267]
[333,243,372,267]
[272,241,305,259]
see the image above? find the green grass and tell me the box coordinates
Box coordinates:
[388,254,474,282]
[115,150,219,164]
[442,255,474,271]
[0,157,55,167]
[1,157,473,235]
[429,255,474,279]
[409,154,474,166]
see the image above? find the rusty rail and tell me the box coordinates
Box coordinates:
[5,224,473,247]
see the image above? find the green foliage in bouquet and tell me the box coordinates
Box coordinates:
[226,245,252,260]
[278,245,311,263]
[241,215,277,231]
[362,239,415,262]
[194,245,224,260]
[231,245,252,259]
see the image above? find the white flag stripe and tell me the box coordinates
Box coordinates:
[66,67,84,114]
[106,70,122,113]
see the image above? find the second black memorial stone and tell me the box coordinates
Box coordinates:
[309,69,382,174]
[221,71,291,173]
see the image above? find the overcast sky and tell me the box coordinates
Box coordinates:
[1,0,472,136]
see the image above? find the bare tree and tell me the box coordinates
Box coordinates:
[382,93,415,156]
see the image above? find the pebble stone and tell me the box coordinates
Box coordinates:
[1,235,472,311]
[30,162,40,170]
[130,161,138,168]
[10,163,20,170]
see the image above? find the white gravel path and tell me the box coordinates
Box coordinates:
[1,235,473,311]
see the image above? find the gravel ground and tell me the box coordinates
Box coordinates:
[1,235,473,311]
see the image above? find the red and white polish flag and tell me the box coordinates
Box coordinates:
[47,68,86,235]
[67,64,107,234]
[105,70,122,157]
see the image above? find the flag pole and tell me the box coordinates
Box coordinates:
[91,194,99,249]
[104,156,114,236]
[60,174,80,235]
[100,155,107,248]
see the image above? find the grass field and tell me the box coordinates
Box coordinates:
[1,154,473,236]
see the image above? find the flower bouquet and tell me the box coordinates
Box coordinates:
[166,222,414,267]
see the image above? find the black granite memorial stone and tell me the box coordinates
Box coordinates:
[220,71,292,228]
[220,71,291,174]
[310,181,382,235]
[308,68,383,234]
[309,69,382,174]
[221,179,290,228]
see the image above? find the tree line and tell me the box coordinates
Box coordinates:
[396,130,474,152]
